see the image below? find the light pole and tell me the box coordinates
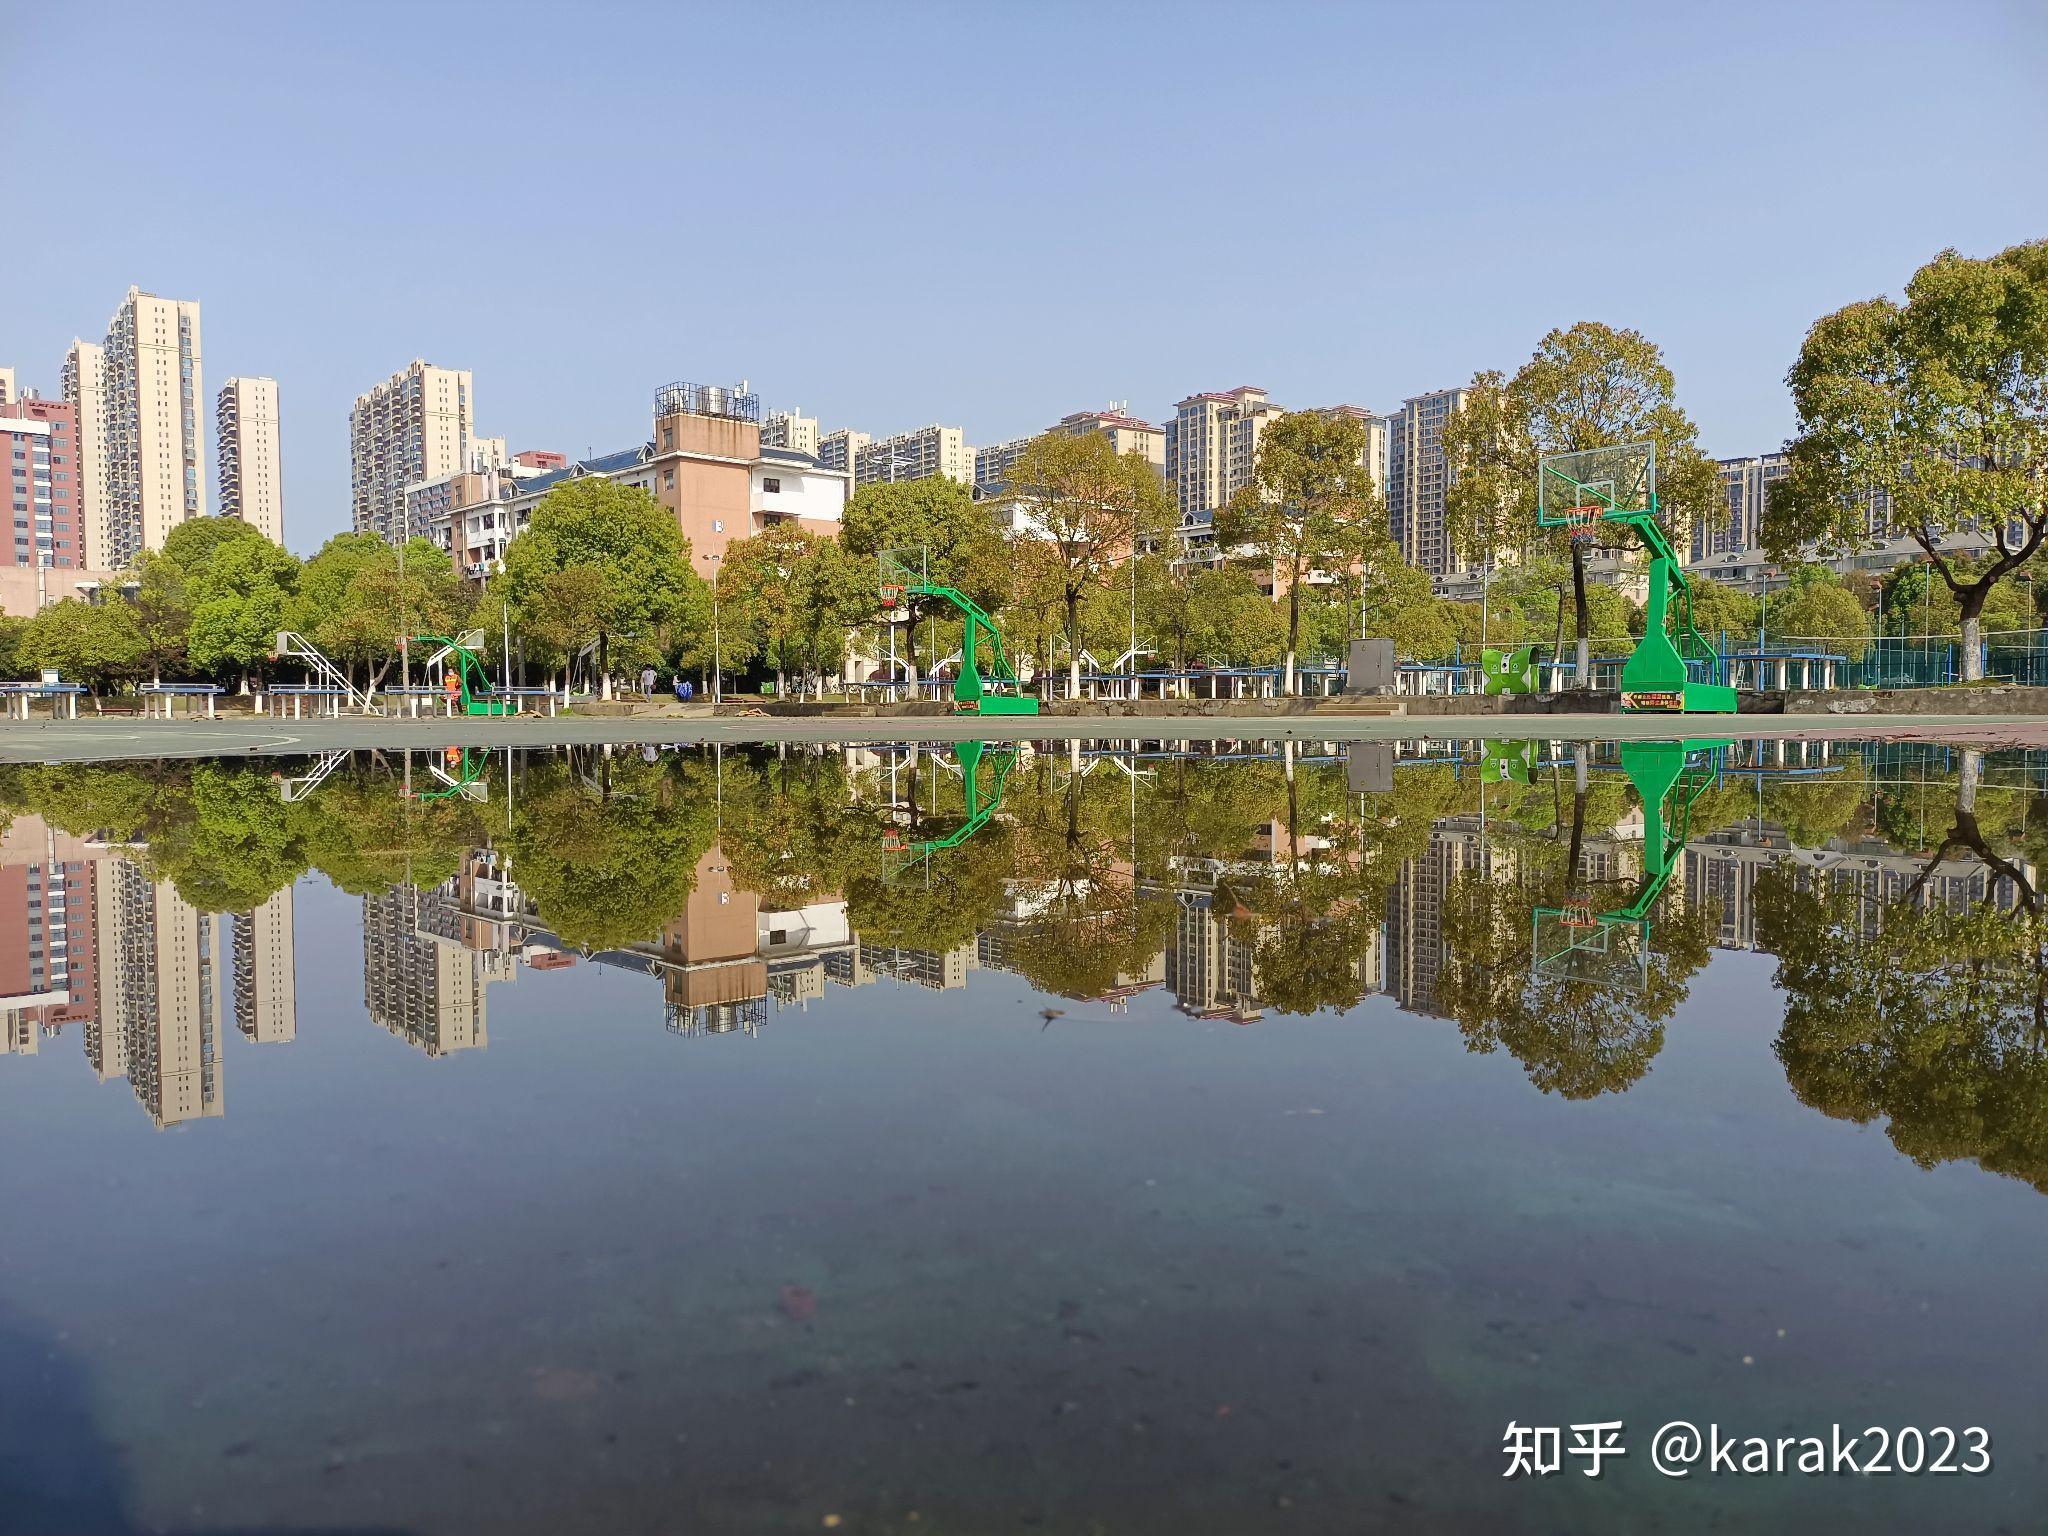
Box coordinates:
[701,551,722,703]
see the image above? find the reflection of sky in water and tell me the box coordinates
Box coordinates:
[3,742,2047,1534]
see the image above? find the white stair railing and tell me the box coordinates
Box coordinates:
[274,632,381,713]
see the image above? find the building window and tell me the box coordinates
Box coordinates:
[762,477,781,494]
[663,469,675,489]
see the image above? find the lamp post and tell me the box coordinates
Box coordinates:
[701,551,722,703]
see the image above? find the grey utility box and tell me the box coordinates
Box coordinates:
[1346,742,1394,795]
[1345,638,1395,694]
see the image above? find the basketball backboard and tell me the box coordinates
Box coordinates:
[1537,440,1657,527]
[1530,905,1649,993]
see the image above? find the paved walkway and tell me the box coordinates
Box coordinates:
[4,712,2047,764]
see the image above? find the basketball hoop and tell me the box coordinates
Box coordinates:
[881,585,902,611]
[1561,507,1606,541]
[1559,898,1597,928]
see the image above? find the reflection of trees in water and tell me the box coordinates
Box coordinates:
[1438,751,1710,1099]
[1760,750,2048,1192]
[502,751,719,951]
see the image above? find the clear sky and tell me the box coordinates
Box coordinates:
[7,0,2045,553]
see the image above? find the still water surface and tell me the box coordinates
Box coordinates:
[3,738,2046,1533]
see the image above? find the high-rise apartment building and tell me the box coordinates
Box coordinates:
[1695,452,1791,564]
[0,367,14,405]
[1169,386,1283,525]
[232,887,297,1044]
[2,396,82,569]
[64,289,204,567]
[216,375,283,544]
[974,404,1169,496]
[1303,404,1390,492]
[94,858,224,1126]
[762,410,819,456]
[362,884,495,1056]
[854,424,974,488]
[60,340,108,566]
[0,816,100,1049]
[818,428,869,480]
[351,361,475,543]
[1386,387,1469,578]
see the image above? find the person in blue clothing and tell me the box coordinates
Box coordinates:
[673,676,694,702]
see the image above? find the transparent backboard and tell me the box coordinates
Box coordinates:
[879,545,928,598]
[1531,907,1650,993]
[1537,440,1657,526]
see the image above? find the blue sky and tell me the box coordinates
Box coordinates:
[6,0,2045,553]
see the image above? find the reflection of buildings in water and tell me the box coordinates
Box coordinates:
[0,816,102,1055]
[232,887,297,1043]
[1157,856,1384,1022]
[1388,824,1483,1018]
[1685,830,2036,953]
[975,889,1168,1009]
[97,858,225,1127]
[823,939,976,993]
[1168,888,1263,1022]
[570,845,858,1036]
[362,884,502,1057]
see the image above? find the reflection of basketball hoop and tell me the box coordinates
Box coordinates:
[1560,898,1597,928]
[882,829,907,852]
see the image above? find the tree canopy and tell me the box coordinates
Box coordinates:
[1766,239,2048,679]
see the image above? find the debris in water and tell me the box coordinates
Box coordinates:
[779,1284,819,1323]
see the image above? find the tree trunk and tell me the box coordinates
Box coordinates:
[1285,578,1300,696]
[1066,588,1082,699]
[1958,581,1988,682]
[1571,545,1591,687]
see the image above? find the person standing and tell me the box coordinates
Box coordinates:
[640,664,657,698]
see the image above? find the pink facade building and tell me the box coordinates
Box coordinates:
[2,395,82,569]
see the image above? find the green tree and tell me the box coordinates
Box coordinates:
[1443,323,1716,684]
[128,549,193,683]
[0,613,27,679]
[1767,240,2048,680]
[716,523,865,697]
[502,480,700,698]
[841,475,1006,684]
[1764,564,1874,655]
[1212,412,1385,693]
[1878,557,2034,638]
[186,532,301,688]
[1005,433,1176,697]
[19,598,145,697]
[1682,573,1759,649]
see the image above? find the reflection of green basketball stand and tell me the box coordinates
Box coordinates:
[880,549,1039,715]
[1530,737,1729,989]
[881,740,1017,880]
[1536,442,1736,714]
[1481,646,1538,697]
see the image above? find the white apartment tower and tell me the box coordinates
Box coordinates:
[818,428,870,479]
[351,361,475,544]
[232,887,297,1044]
[1169,386,1283,525]
[60,340,108,566]
[762,410,819,456]
[64,289,204,567]
[854,424,974,489]
[216,376,284,544]
[1386,387,1469,578]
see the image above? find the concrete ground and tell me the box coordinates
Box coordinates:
[4,711,2047,764]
